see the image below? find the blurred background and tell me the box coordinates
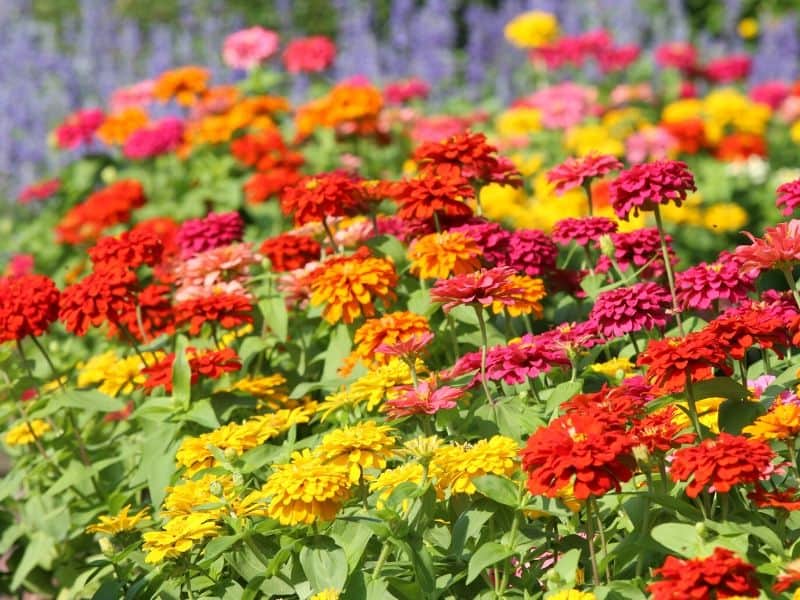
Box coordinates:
[1,0,797,198]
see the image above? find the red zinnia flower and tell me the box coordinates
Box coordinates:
[749,485,800,512]
[0,274,61,342]
[89,229,164,270]
[18,178,60,205]
[631,406,696,454]
[392,164,475,222]
[450,220,512,266]
[520,413,636,499]
[59,265,138,336]
[282,36,337,73]
[174,293,253,336]
[552,216,618,247]
[609,159,696,220]
[669,433,775,498]
[588,282,671,339]
[648,547,759,600]
[108,284,175,342]
[259,233,321,272]
[562,380,650,428]
[56,180,146,245]
[777,179,800,217]
[637,331,732,394]
[142,347,241,393]
[244,169,303,204]
[280,171,368,226]
[736,220,800,272]
[547,153,622,194]
[704,54,751,83]
[705,307,788,361]
[231,130,304,172]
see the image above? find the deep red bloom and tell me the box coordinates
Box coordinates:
[391,164,475,222]
[547,154,622,194]
[749,485,800,512]
[631,406,696,454]
[715,133,766,161]
[562,381,650,428]
[669,433,775,498]
[17,178,60,204]
[552,217,617,247]
[654,42,698,72]
[259,233,321,272]
[174,293,253,335]
[589,282,671,339]
[704,54,751,83]
[108,284,175,342]
[0,275,61,342]
[661,118,707,154]
[648,547,759,600]
[244,169,303,204]
[637,331,732,394]
[89,229,164,270]
[231,131,304,172]
[59,265,138,336]
[280,171,368,226]
[520,413,636,499]
[609,159,696,220]
[142,347,241,392]
[705,307,788,361]
[384,78,430,104]
[282,36,336,73]
[777,179,800,217]
[675,258,755,311]
[56,180,146,245]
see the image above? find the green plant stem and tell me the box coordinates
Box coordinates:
[635,496,652,578]
[684,373,704,440]
[788,439,800,480]
[592,497,611,584]
[446,314,460,364]
[474,306,494,404]
[322,216,339,253]
[720,493,730,522]
[738,360,748,387]
[372,542,392,579]
[629,333,641,355]
[497,508,521,594]
[653,205,684,336]
[582,180,594,217]
[585,498,601,586]
[782,267,800,311]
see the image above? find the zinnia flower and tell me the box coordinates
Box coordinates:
[122,117,184,160]
[153,66,210,106]
[174,293,253,336]
[282,36,336,73]
[53,108,104,149]
[450,220,512,266]
[502,229,558,277]
[89,229,164,271]
[504,11,559,49]
[391,164,475,222]
[261,449,351,525]
[777,179,800,216]
[735,220,800,272]
[675,258,755,311]
[547,154,622,194]
[315,421,396,482]
[552,217,617,247]
[649,547,759,600]
[609,159,696,220]
[669,433,775,498]
[222,27,280,70]
[176,212,244,259]
[308,248,398,324]
[520,413,636,499]
[430,266,521,313]
[259,233,321,272]
[86,505,149,535]
[4,419,51,446]
[59,265,138,336]
[743,403,800,440]
[280,171,368,227]
[18,178,60,204]
[588,282,671,339]
[408,231,482,279]
[343,311,431,373]
[142,513,220,564]
[0,274,61,342]
[384,381,463,419]
[430,436,518,497]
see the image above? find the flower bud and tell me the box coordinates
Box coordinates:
[599,234,615,258]
[98,537,115,556]
[224,447,238,461]
[232,471,244,487]
[209,481,224,498]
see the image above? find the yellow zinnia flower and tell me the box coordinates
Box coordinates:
[370,462,425,509]
[310,590,340,600]
[408,231,482,280]
[548,590,596,600]
[77,350,118,388]
[142,513,220,564]
[504,11,559,49]
[316,421,397,482]
[565,124,625,157]
[496,108,543,138]
[261,449,351,526]
[738,18,759,39]
[430,435,519,497]
[5,419,51,446]
[86,505,149,535]
[347,357,423,411]
[703,203,748,232]
[162,475,234,518]
[230,374,291,410]
[743,403,800,440]
[591,357,635,379]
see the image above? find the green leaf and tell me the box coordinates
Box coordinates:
[330,521,374,572]
[546,380,583,413]
[322,324,352,381]
[466,542,513,584]
[690,377,749,401]
[52,389,125,413]
[650,523,702,557]
[472,475,519,507]
[450,508,493,559]
[553,548,582,586]
[204,535,241,562]
[182,398,220,429]
[299,537,348,593]
[260,296,289,342]
[494,397,545,442]
[172,335,191,409]
[138,424,179,510]
[718,398,764,434]
[11,531,56,591]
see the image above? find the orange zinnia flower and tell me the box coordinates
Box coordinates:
[743,403,800,441]
[342,311,431,374]
[408,231,482,279]
[96,107,149,145]
[492,275,546,317]
[153,66,210,106]
[309,248,398,324]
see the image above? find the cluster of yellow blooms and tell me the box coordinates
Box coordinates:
[77,350,164,396]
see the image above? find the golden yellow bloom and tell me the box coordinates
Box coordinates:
[504,11,559,49]
[662,99,704,124]
[98,354,157,396]
[399,435,443,462]
[743,403,800,440]
[738,18,759,39]
[660,192,704,226]
[791,121,800,144]
[96,107,149,145]
[480,183,528,223]
[316,390,358,421]
[509,153,543,177]
[230,374,291,410]
[5,419,51,446]
[429,436,519,497]
[153,66,210,106]
[591,357,635,378]
[261,449,351,526]
[703,202,748,232]
[602,108,647,139]
[548,590,596,600]
[217,323,254,348]
[348,358,423,411]
[493,275,546,317]
[496,108,542,138]
[86,505,149,535]
[162,475,234,518]
[309,252,398,324]
[565,125,625,157]
[343,311,431,374]
[316,421,396,482]
[310,590,340,600]
[704,88,771,136]
[673,397,726,434]
[142,513,220,564]
[370,462,425,506]
[409,231,482,280]
[77,350,118,388]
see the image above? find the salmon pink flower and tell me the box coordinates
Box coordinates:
[223,27,280,70]
[776,179,800,216]
[547,153,622,193]
[384,381,463,418]
[736,220,800,272]
[430,266,521,313]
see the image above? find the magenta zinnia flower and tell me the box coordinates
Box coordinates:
[552,217,618,247]
[450,220,512,266]
[776,179,800,217]
[430,266,521,313]
[609,159,696,220]
[589,282,671,339]
[597,227,676,280]
[501,229,558,277]
[176,212,245,259]
[675,258,755,311]
[547,153,623,194]
[735,220,800,272]
[384,381,463,418]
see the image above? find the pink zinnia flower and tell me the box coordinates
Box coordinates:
[547,153,623,194]
[625,126,678,165]
[654,42,697,71]
[749,81,791,110]
[409,115,472,144]
[704,54,751,83]
[777,179,800,216]
[589,282,671,339]
[597,228,676,280]
[173,242,260,301]
[749,374,800,406]
[552,217,617,247]
[513,82,598,129]
[609,159,696,220]
[376,331,435,358]
[736,220,800,272]
[176,211,245,259]
[110,79,156,112]
[450,220,512,266]
[277,261,320,309]
[610,83,654,106]
[54,108,104,149]
[384,381,462,418]
[675,259,755,311]
[223,26,280,70]
[6,254,34,278]
[430,266,521,313]
[122,117,184,160]
[502,229,558,277]
[384,78,430,104]
[282,36,336,73]
[597,44,640,73]
[18,178,60,204]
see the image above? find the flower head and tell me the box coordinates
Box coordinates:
[637,332,731,394]
[504,11,559,49]
[391,164,475,222]
[59,265,138,336]
[259,233,321,272]
[547,154,622,194]
[552,217,617,247]
[777,179,800,216]
[86,505,149,535]
[413,131,520,186]
[5,419,51,446]
[223,27,280,70]
[153,66,210,106]
[142,513,219,564]
[280,171,368,226]
[18,178,60,205]
[648,547,759,600]
[502,229,558,277]
[430,266,521,312]
[675,258,755,311]
[176,212,244,259]
[384,381,463,419]
[344,311,431,373]
[408,231,482,279]
[609,159,696,220]
[316,421,396,482]
[0,274,60,342]
[174,293,253,336]
[589,282,671,339]
[282,36,336,73]
[54,108,104,149]
[430,436,518,497]
[743,403,800,441]
[736,220,800,272]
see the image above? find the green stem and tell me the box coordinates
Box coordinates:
[782,267,800,311]
[585,498,600,586]
[592,497,611,584]
[582,180,594,217]
[653,205,684,336]
[474,306,494,404]
[372,542,392,579]
[684,373,704,440]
